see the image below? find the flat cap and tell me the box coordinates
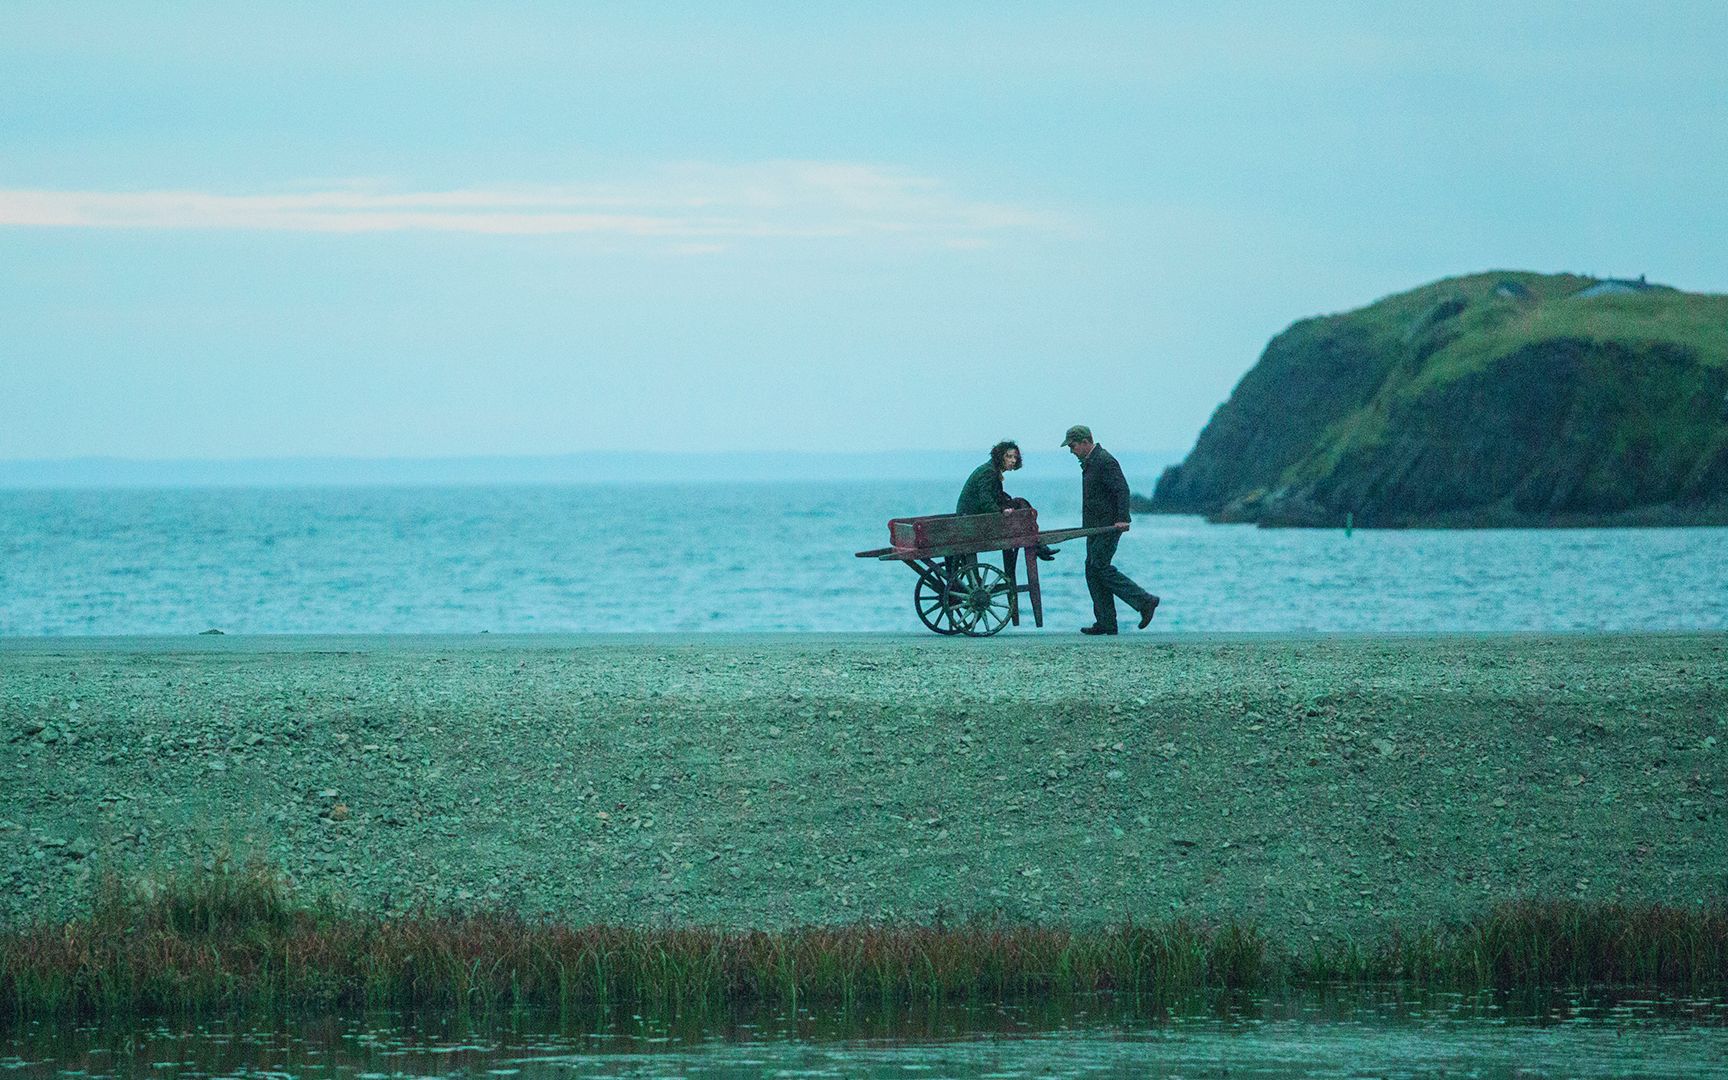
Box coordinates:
[1060,424,1093,447]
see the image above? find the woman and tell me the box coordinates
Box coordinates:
[954,440,1059,566]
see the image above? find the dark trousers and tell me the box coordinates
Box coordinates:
[1085,531,1153,630]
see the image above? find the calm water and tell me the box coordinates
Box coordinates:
[4,992,1726,1078]
[2,482,1726,636]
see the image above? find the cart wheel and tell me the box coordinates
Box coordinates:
[914,569,972,635]
[954,562,1014,637]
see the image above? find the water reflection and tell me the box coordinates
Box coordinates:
[5,989,1727,1078]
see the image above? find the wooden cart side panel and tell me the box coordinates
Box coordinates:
[867,522,1128,561]
[889,508,1039,552]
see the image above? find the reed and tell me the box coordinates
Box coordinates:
[1,862,1723,1022]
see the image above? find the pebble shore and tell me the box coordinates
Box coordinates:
[2,632,1724,940]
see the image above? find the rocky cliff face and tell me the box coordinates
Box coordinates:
[1147,272,1728,527]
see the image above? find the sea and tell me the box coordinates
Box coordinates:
[3,480,1725,637]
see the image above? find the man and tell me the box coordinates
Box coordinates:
[956,440,1058,563]
[1061,425,1159,635]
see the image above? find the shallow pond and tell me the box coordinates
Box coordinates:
[4,989,1727,1079]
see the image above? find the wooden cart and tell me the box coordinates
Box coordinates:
[855,508,1128,636]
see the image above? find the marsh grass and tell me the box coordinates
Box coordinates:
[1,861,1722,1022]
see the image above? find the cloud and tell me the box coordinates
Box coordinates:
[0,162,1059,246]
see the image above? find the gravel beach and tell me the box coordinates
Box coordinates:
[2,633,1723,941]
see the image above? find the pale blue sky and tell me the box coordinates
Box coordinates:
[3,2,1724,463]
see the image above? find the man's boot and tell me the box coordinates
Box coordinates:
[1138,596,1160,629]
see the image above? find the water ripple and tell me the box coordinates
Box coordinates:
[1,482,1725,635]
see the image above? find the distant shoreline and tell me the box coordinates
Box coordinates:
[1133,499,1728,529]
[0,450,1186,489]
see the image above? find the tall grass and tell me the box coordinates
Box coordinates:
[1,862,1722,1022]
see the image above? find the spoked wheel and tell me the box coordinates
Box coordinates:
[952,562,1014,637]
[914,566,972,635]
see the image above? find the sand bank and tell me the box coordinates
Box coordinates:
[2,633,1723,938]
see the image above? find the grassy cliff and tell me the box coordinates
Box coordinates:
[1147,271,1728,526]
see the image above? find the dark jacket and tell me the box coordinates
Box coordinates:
[956,462,1010,516]
[1080,445,1132,528]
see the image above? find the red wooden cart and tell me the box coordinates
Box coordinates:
[855,508,1128,636]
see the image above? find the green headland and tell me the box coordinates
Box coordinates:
[1145,271,1728,527]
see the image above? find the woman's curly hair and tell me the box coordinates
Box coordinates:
[990,440,1021,470]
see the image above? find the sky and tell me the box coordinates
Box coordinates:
[2,1,1725,466]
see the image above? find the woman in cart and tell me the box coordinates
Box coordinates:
[954,441,1060,573]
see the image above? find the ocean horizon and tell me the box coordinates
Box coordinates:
[0,449,1187,490]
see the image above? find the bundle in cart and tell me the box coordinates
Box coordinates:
[855,509,1128,636]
